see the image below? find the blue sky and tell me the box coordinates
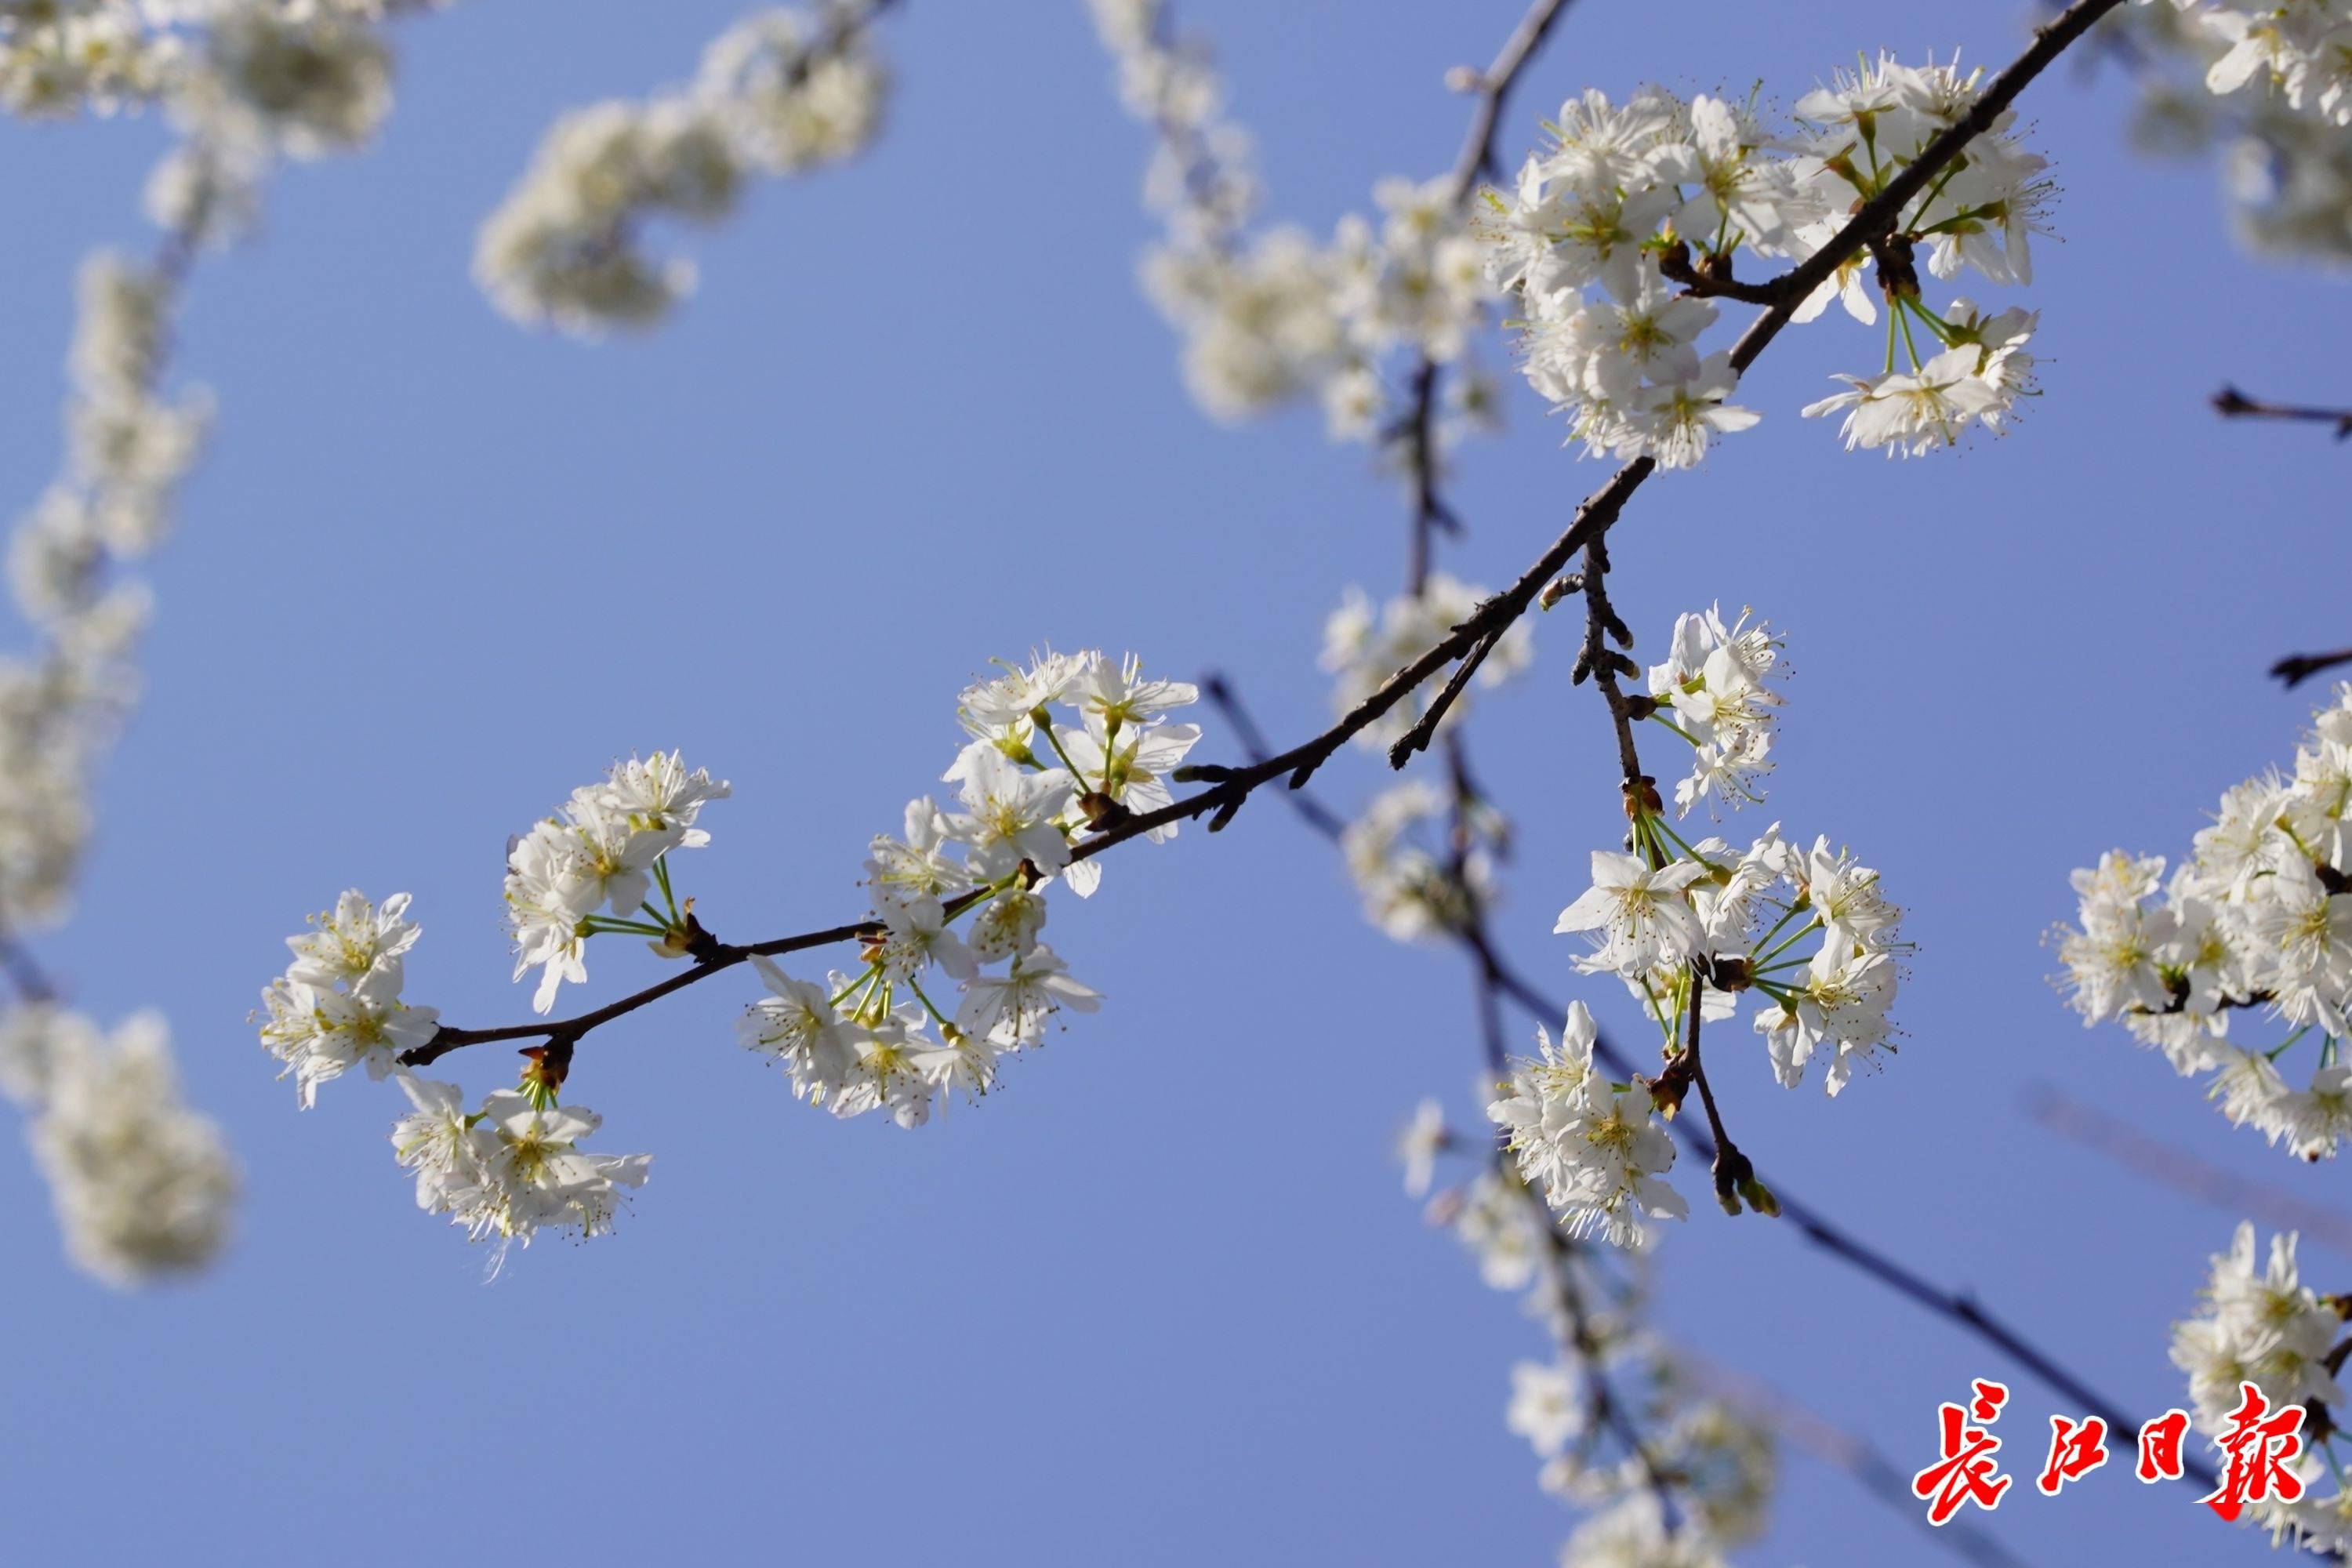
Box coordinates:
[0,2,2344,1563]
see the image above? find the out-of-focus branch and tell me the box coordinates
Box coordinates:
[1397,0,1575,593]
[2213,384,2352,440]
[2024,1083,2352,1258]
[0,937,57,1006]
[1443,0,1576,198]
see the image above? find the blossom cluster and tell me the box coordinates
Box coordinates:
[1562,610,1903,1101]
[503,752,731,1014]
[1404,1109,1775,1565]
[0,1,176,119]
[1460,608,1904,1247]
[1087,0,1504,443]
[475,3,888,335]
[2171,1221,2352,1552]
[2111,1,2352,264]
[1485,59,2052,466]
[1,2,442,210]
[1321,572,1534,750]
[1644,605,1785,817]
[1555,823,1906,1102]
[2056,683,2352,1161]
[258,888,440,1104]
[253,886,652,1263]
[0,1005,235,1287]
[1341,779,1506,943]
[388,1076,650,1266]
[739,650,1193,1126]
[1490,1000,1686,1247]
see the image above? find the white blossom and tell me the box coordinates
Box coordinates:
[1488,1003,1686,1248]
[257,888,439,1106]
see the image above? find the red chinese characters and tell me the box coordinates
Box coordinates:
[1913,1379,2013,1526]
[2136,1408,2191,1484]
[1917,1380,2313,1527]
[2202,1382,2308,1523]
[2037,1414,2110,1497]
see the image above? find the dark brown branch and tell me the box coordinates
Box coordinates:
[2214,384,2352,441]
[1656,239,1785,304]
[2274,648,2352,689]
[1385,623,1506,768]
[1572,533,1646,790]
[408,456,1663,1068]
[1680,968,1759,1216]
[1399,358,1453,595]
[398,916,879,1067]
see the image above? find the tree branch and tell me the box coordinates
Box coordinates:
[407,453,1663,1068]
[1396,0,1575,595]
[2274,648,2352,689]
[1443,0,1576,198]
[2213,384,2352,441]
[1385,622,1506,768]
[1656,239,1786,303]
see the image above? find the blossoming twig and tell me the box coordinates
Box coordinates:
[404,455,1668,1066]
[1204,671,2223,1493]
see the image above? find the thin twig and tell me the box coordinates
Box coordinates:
[1655,240,1785,304]
[1465,884,1684,1526]
[1396,0,1576,595]
[1443,0,1577,198]
[2274,648,2352,689]
[1573,533,1645,789]
[2213,385,2352,441]
[1386,624,1506,768]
